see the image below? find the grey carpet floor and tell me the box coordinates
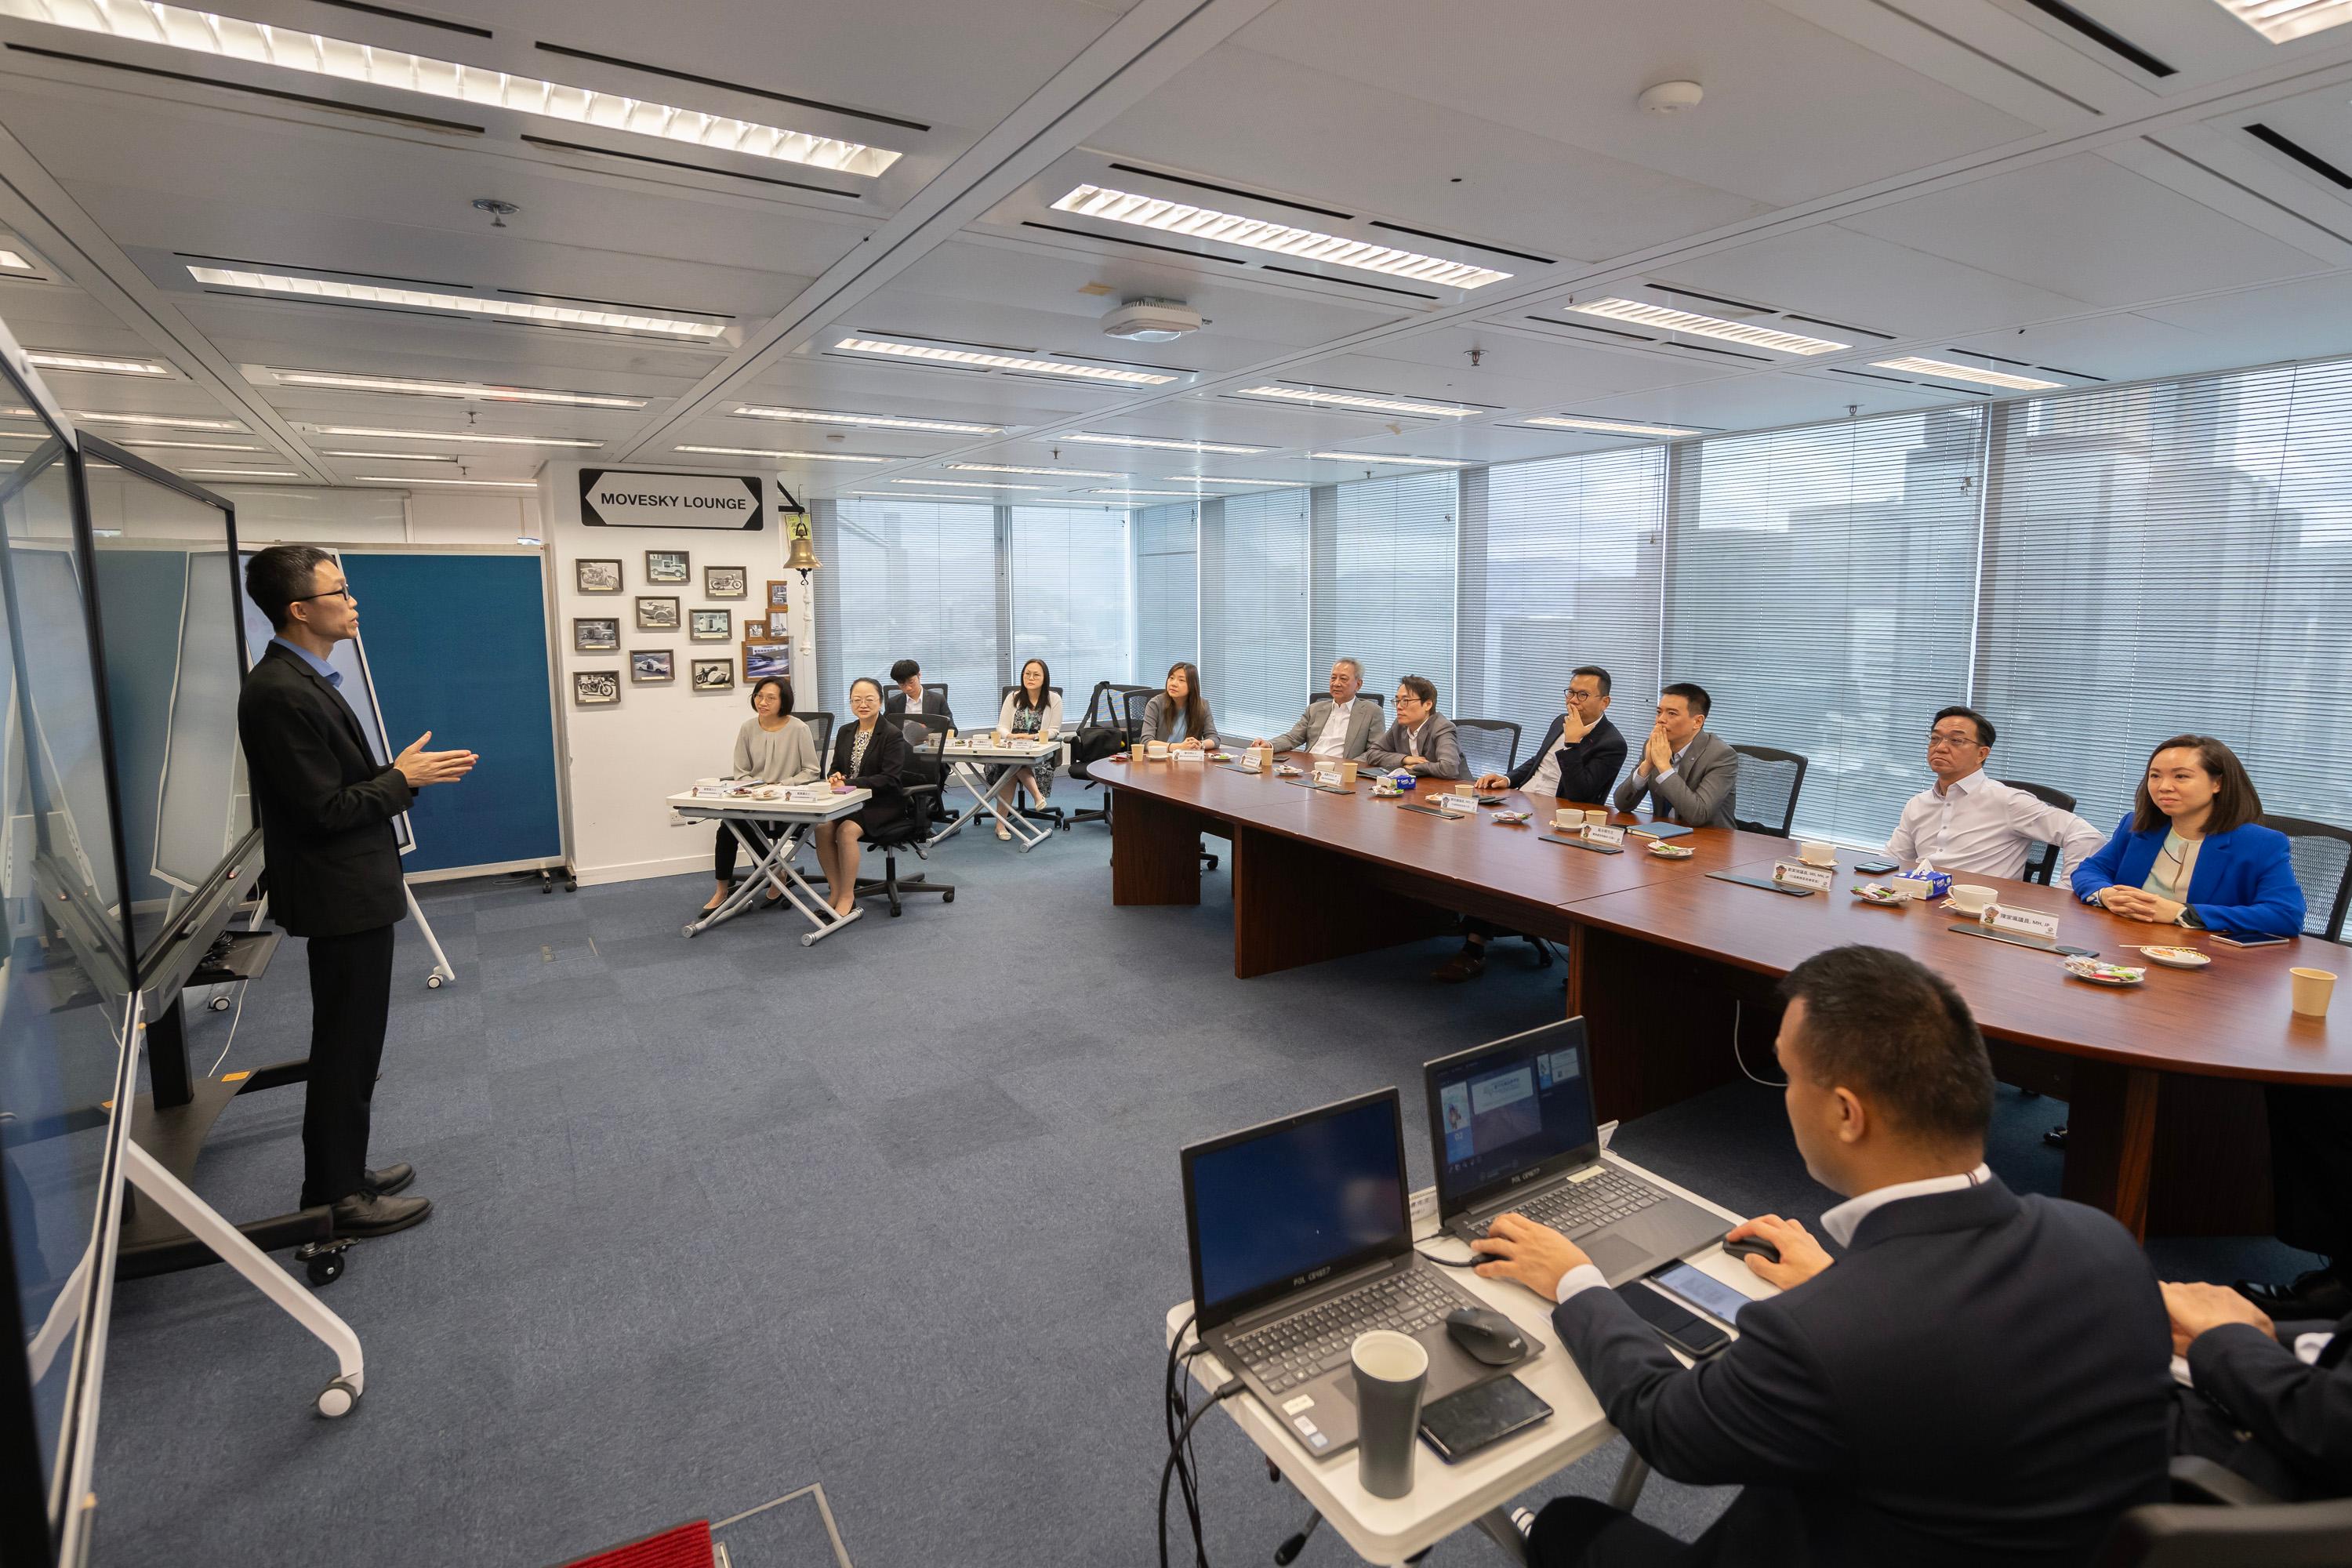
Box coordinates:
[90,818,2308,1567]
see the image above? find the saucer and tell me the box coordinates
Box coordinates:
[2063,956,2145,986]
[1646,842,1695,859]
[2137,946,2212,969]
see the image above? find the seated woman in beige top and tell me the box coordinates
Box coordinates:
[701,675,820,913]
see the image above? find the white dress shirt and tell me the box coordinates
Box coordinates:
[1886,769,2104,882]
[1312,698,1358,758]
[1527,715,1585,794]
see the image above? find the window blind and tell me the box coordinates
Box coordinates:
[1134,501,1197,684]
[1008,504,1129,718]
[1974,361,2352,877]
[813,497,1000,724]
[1324,471,1459,704]
[1662,408,1984,842]
[1200,488,1310,741]
[1461,448,1665,771]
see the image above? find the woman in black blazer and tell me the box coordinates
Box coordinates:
[812,676,909,917]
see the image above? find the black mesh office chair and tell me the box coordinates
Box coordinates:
[1452,719,1521,782]
[2261,814,2352,942]
[1301,689,1382,711]
[2092,1457,2352,1566]
[796,710,834,762]
[1120,687,1217,873]
[1066,681,1131,829]
[994,683,1068,831]
[2001,779,2078,887]
[853,715,953,916]
[1730,745,1809,837]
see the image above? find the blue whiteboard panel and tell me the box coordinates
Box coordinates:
[338,554,561,873]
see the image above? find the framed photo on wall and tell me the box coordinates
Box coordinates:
[689,608,731,641]
[573,616,619,652]
[764,611,792,639]
[576,558,622,594]
[691,659,735,691]
[573,670,620,706]
[742,639,790,683]
[704,565,747,599]
[630,649,675,684]
[635,595,681,630]
[644,549,690,585]
[766,579,790,610]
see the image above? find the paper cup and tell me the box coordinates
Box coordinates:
[2291,967,2338,1018]
[1584,809,1607,829]
[1339,760,1359,787]
[1951,884,1998,915]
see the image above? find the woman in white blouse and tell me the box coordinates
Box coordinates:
[986,658,1063,840]
[700,675,819,913]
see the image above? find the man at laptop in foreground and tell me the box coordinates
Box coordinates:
[1474,945,2173,1566]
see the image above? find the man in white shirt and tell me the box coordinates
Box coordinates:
[1886,706,2103,881]
[1257,658,1382,761]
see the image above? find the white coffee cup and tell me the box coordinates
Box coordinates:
[2291,967,2338,1018]
[1553,808,1580,830]
[1950,884,1998,915]
[1799,841,1836,867]
[1146,740,1169,759]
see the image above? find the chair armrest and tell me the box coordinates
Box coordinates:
[2169,1455,2281,1508]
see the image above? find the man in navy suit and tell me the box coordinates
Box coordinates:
[2166,1276,2352,1499]
[1475,945,2174,1566]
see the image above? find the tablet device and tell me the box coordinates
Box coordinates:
[1418,1376,1552,1462]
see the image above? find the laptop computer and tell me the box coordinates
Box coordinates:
[1425,1018,1727,1285]
[1181,1087,1537,1459]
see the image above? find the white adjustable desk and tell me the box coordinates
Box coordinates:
[927,735,1065,851]
[1163,1152,1772,1566]
[669,785,871,946]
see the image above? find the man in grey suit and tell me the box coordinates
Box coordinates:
[1256,657,1382,760]
[1365,676,1467,779]
[1613,681,1737,829]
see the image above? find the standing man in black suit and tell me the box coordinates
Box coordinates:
[237,546,476,1237]
[1475,945,2174,1566]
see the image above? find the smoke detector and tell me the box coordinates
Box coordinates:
[1636,80,1704,115]
[1100,299,1201,343]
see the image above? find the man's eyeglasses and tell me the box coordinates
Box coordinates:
[294,587,354,604]
[1927,730,1983,748]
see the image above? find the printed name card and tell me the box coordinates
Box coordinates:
[1238,753,1263,772]
[1439,793,1480,814]
[1314,766,1343,787]
[1985,904,2061,942]
[1772,861,1835,892]
[1584,824,1625,848]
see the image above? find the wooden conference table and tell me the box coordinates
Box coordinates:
[1102,753,2351,1239]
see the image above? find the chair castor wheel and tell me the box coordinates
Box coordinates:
[304,1250,346,1287]
[209,996,232,1012]
[426,974,445,989]
[942,888,955,902]
[317,1375,361,1417]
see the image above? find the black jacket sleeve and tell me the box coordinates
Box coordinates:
[2187,1323,2352,1493]
[238,693,412,838]
[1556,726,1628,804]
[836,722,907,795]
[1508,716,1565,790]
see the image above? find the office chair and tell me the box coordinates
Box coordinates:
[2002,779,2078,887]
[2260,813,2352,942]
[1065,681,1130,829]
[2091,1457,2352,1566]
[993,683,1069,830]
[1452,718,1522,782]
[1120,687,1217,874]
[796,710,834,762]
[1730,745,1809,838]
[1301,689,1382,710]
[851,715,954,916]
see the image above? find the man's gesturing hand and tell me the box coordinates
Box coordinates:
[395,731,477,788]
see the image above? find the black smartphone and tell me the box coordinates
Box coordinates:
[1614,1281,1730,1359]
[2212,932,2290,949]
[1418,1375,1553,1462]
[1853,858,1900,875]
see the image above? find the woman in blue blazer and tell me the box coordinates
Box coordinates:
[2069,734,2305,938]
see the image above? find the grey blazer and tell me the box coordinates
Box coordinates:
[1364,713,1467,779]
[1271,698,1383,760]
[1613,726,1738,829]
[1137,691,1216,745]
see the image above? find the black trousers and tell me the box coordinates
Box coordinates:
[301,924,396,1208]
[1530,1497,1695,1566]
[713,821,786,880]
[2267,1084,2352,1265]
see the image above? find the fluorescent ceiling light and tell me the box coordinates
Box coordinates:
[891,477,1049,490]
[355,475,539,488]
[1312,452,1471,468]
[1090,488,1196,497]
[2213,0,2352,42]
[1525,415,1703,438]
[321,448,454,461]
[1060,432,1269,454]
[835,336,1175,386]
[0,431,45,441]
[27,350,171,377]
[71,409,246,431]
[264,368,645,408]
[1870,356,2061,391]
[298,423,598,448]
[186,467,299,477]
[948,463,1123,478]
[732,405,1002,435]
[0,0,901,174]
[1561,298,1847,355]
[674,445,887,462]
[0,249,30,270]
[1163,475,1306,487]
[1051,184,1509,290]
[851,488,995,503]
[190,265,724,339]
[1235,385,1476,418]
[123,438,267,452]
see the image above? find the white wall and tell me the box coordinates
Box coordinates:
[540,461,816,886]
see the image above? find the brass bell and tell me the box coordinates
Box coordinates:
[783,514,822,581]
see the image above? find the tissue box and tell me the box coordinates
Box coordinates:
[1893,870,1950,901]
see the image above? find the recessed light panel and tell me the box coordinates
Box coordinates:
[1525,415,1703,438]
[320,449,456,462]
[0,249,31,270]
[673,445,888,462]
[123,438,267,452]
[851,489,996,503]
[1311,452,1471,468]
[72,410,246,431]
[264,368,646,408]
[1163,475,1307,487]
[1870,356,2061,391]
[1060,432,1270,455]
[356,475,540,488]
[191,266,725,339]
[1051,184,1509,289]
[297,423,599,448]
[1561,298,1849,355]
[185,467,298,477]
[27,351,172,377]
[2213,0,2352,42]
[948,463,1123,478]
[1090,488,1195,497]
[1235,385,1477,418]
[834,337,1175,386]
[892,477,1048,490]
[732,405,1004,435]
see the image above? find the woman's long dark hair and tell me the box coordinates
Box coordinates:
[2132,734,2263,835]
[1014,658,1051,713]
[1164,661,1209,740]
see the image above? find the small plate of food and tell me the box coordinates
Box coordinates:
[1646,841,1696,860]
[2136,946,2212,969]
[1851,882,1907,906]
[2063,956,2147,986]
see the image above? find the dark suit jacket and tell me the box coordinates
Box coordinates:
[829,717,909,825]
[235,641,412,938]
[1550,1178,2173,1566]
[884,685,953,724]
[1510,713,1627,801]
[2180,1308,2352,1500]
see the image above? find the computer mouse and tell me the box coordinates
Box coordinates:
[1445,1306,1530,1367]
[1722,1234,1780,1265]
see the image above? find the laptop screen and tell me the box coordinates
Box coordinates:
[1425,1020,1599,1218]
[1182,1090,1409,1327]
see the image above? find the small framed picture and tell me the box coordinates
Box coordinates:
[573,670,620,706]
[691,658,735,691]
[767,579,791,610]
[742,639,790,682]
[690,608,731,641]
[644,549,690,586]
[764,611,793,639]
[635,595,681,630]
[573,616,619,652]
[704,565,746,599]
[630,648,674,684]
[576,558,622,594]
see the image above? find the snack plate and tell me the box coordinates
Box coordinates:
[2136,946,2212,969]
[2063,956,2146,986]
[1491,810,1531,825]
[1851,882,1905,905]
[1646,843,1695,859]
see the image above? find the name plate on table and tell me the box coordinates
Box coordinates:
[1397,802,1460,819]
[1772,861,1836,892]
[1708,870,1816,898]
[1584,824,1625,848]
[1314,767,1343,788]
[1437,793,1479,815]
[1984,904,2062,942]
[1236,755,1263,773]
[1540,832,1623,855]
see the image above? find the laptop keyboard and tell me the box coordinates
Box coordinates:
[1229,1269,1455,1395]
[1472,1166,1661,1240]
